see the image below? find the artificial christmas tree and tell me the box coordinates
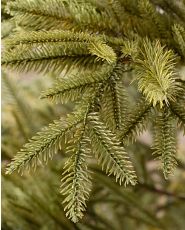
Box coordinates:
[2,0,185,228]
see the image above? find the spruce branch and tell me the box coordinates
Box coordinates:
[135,38,178,108]
[152,107,177,179]
[2,30,117,73]
[6,0,68,19]
[88,41,117,64]
[138,0,169,38]
[101,80,128,132]
[120,99,151,144]
[5,100,90,175]
[100,64,129,132]
[4,30,100,47]
[2,0,185,225]
[172,24,185,58]
[88,112,137,186]
[2,42,90,73]
[5,0,122,33]
[5,0,71,30]
[163,0,185,24]
[170,102,185,133]
[40,64,114,104]
[66,1,119,32]
[121,38,140,61]
[2,55,102,75]
[105,0,125,27]
[61,129,92,223]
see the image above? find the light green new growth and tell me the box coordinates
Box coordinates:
[88,41,117,63]
[136,39,177,108]
[2,0,185,223]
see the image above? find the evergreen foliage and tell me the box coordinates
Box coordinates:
[153,107,177,178]
[88,112,137,186]
[2,0,185,223]
[61,129,92,223]
[2,75,185,230]
[135,39,178,108]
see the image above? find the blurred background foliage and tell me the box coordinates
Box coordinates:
[1,70,185,230]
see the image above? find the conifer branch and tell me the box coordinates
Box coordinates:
[100,69,128,132]
[172,24,185,58]
[106,0,125,27]
[135,38,178,108]
[88,41,117,64]
[138,0,169,38]
[120,100,151,144]
[108,78,128,130]
[163,0,185,23]
[153,107,177,179]
[2,42,90,73]
[61,130,92,223]
[6,0,68,19]
[121,38,140,61]
[40,65,114,104]
[2,55,101,75]
[101,80,127,132]
[2,30,117,73]
[88,112,137,186]
[170,102,185,133]
[5,0,122,33]
[4,30,100,46]
[66,1,121,34]
[5,0,71,30]
[5,101,90,175]
[2,0,185,224]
